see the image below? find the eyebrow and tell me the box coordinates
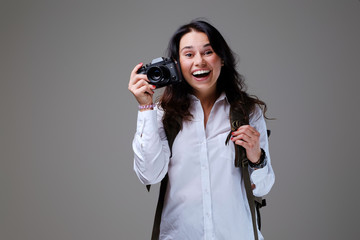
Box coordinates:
[180,43,212,52]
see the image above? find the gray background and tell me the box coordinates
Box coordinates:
[1,0,359,239]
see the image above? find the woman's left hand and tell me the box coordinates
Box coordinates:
[231,125,261,163]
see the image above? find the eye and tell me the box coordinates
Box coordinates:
[184,52,193,57]
[204,50,213,55]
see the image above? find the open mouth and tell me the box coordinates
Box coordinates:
[192,70,211,78]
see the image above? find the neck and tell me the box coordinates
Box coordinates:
[194,87,219,106]
[199,94,217,109]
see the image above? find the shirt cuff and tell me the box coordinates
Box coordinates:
[250,164,275,197]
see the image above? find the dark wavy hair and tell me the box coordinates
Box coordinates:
[159,19,267,130]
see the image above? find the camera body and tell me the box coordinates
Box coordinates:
[137,57,181,88]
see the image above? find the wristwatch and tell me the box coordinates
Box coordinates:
[248,148,267,169]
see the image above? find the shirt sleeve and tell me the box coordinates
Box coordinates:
[249,105,275,197]
[132,108,171,185]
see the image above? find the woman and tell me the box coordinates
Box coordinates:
[128,20,275,240]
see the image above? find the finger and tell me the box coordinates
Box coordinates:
[233,139,247,150]
[232,133,252,143]
[233,140,260,156]
[133,78,149,89]
[231,130,255,143]
[136,84,154,95]
[232,132,259,150]
[134,79,155,93]
[131,62,144,77]
[235,125,260,138]
[134,79,156,92]
[129,74,149,90]
[129,63,147,85]
[233,138,250,148]
[130,80,153,97]
[237,125,257,134]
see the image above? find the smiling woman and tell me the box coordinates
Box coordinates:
[128,19,275,240]
[179,31,223,101]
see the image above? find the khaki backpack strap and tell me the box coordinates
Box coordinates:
[228,107,260,240]
[254,197,266,230]
[151,174,168,240]
[240,154,259,240]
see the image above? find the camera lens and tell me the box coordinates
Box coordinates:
[147,66,170,83]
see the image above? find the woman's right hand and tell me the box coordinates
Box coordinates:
[128,63,156,107]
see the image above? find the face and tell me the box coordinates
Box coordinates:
[179,31,223,97]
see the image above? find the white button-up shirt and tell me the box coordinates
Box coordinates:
[132,93,275,240]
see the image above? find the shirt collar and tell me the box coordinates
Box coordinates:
[216,92,227,103]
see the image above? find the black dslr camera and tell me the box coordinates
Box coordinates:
[137,57,181,88]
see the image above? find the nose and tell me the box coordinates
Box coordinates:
[194,53,205,66]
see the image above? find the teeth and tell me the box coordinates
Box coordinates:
[193,70,210,76]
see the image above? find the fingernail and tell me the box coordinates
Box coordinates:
[151,85,156,89]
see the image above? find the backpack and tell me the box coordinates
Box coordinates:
[146,105,269,240]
